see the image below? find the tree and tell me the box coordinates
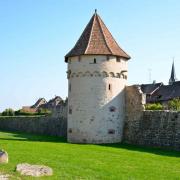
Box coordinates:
[145,103,163,110]
[168,98,180,111]
[1,108,15,116]
[37,108,51,115]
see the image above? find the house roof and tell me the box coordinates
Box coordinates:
[47,96,62,106]
[31,98,47,109]
[65,11,130,62]
[148,81,180,103]
[141,83,163,95]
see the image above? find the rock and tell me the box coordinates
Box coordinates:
[16,163,53,177]
[0,173,10,180]
[0,150,8,164]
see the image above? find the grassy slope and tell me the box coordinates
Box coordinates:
[0,131,180,180]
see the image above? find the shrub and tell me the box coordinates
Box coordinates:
[14,108,51,116]
[168,98,180,111]
[14,109,38,116]
[37,108,52,115]
[1,108,15,116]
[145,103,163,110]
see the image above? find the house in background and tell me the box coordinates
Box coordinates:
[22,96,65,113]
[141,61,180,104]
[30,98,47,109]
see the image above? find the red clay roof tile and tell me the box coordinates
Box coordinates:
[65,12,130,62]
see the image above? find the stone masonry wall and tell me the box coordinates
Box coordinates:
[0,116,67,137]
[124,85,146,142]
[68,55,127,143]
[124,85,180,151]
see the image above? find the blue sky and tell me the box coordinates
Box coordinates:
[0,0,180,111]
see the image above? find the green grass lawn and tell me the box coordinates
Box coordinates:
[0,131,180,180]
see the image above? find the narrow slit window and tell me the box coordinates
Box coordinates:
[108,84,112,90]
[68,128,72,133]
[94,58,96,64]
[78,56,81,62]
[69,84,71,92]
[69,107,72,114]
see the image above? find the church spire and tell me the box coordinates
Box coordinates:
[169,60,177,85]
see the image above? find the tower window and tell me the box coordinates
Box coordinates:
[116,57,121,62]
[78,56,81,62]
[108,129,115,134]
[69,107,72,114]
[94,58,97,64]
[108,84,112,90]
[109,106,116,112]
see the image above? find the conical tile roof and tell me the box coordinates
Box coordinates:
[65,12,130,62]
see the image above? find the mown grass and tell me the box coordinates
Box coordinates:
[0,131,180,179]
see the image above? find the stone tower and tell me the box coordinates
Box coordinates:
[65,11,130,144]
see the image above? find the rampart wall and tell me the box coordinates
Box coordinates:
[124,85,180,151]
[0,116,67,137]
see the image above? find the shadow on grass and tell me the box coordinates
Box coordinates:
[0,130,67,143]
[99,143,180,158]
[0,130,180,158]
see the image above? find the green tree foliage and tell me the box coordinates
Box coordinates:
[168,98,180,111]
[145,103,163,110]
[15,108,51,116]
[1,108,51,116]
[1,108,15,116]
[37,108,52,115]
[15,109,36,116]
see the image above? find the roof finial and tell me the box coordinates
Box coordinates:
[95,9,97,14]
